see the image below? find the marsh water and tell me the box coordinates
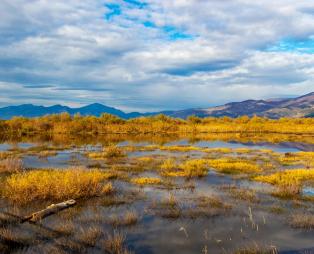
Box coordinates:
[1,134,314,254]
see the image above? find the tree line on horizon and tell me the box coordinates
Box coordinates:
[0,112,314,135]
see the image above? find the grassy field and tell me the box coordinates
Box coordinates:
[0,131,314,253]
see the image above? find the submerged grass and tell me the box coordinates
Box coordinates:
[108,211,139,227]
[221,185,260,203]
[87,145,126,160]
[102,231,133,254]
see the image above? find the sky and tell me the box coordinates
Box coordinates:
[0,0,314,112]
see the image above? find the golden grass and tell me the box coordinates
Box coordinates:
[254,169,314,186]
[203,147,233,153]
[235,148,254,154]
[160,158,177,171]
[1,168,114,204]
[159,145,200,152]
[277,152,314,166]
[179,159,208,177]
[131,177,162,185]
[161,159,208,177]
[207,158,261,174]
[136,156,154,164]
[254,169,314,199]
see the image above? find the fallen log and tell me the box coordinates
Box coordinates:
[21,199,76,223]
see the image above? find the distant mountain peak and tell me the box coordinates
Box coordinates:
[0,92,313,120]
[0,103,135,120]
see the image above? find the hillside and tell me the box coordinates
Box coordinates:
[0,92,313,119]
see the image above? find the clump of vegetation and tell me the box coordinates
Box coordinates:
[289,213,314,230]
[271,184,301,199]
[131,177,162,186]
[103,145,126,158]
[102,231,133,254]
[160,158,177,171]
[149,195,181,219]
[77,226,103,247]
[221,185,259,203]
[185,195,232,218]
[108,211,138,227]
[277,152,314,167]
[254,169,314,186]
[161,159,208,177]
[179,159,208,177]
[269,205,285,214]
[207,158,261,174]
[254,169,314,199]
[2,168,114,204]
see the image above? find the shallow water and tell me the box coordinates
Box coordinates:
[1,135,314,253]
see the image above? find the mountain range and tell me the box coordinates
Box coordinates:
[0,92,313,120]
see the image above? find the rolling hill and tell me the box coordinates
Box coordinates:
[0,92,313,119]
[163,92,314,119]
[0,103,141,120]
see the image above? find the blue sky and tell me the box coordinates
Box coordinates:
[0,0,314,112]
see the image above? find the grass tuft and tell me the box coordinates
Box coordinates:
[2,168,114,204]
[131,177,162,185]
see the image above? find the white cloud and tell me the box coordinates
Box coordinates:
[0,0,314,111]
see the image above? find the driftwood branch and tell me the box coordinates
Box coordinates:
[21,199,76,223]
